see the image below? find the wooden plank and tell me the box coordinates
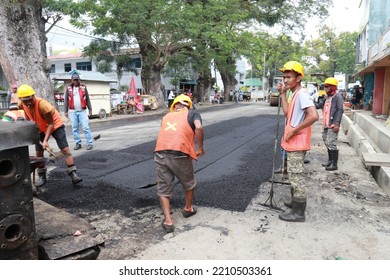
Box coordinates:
[362,152,390,167]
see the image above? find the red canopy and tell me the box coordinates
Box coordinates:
[127,76,137,97]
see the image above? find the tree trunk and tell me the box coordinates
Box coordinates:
[220,70,237,100]
[196,69,213,103]
[138,41,164,106]
[116,68,123,90]
[0,1,54,103]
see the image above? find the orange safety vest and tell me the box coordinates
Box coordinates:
[155,107,197,160]
[281,89,312,152]
[22,97,64,132]
[322,95,333,128]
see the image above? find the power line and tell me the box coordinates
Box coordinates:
[51,25,102,41]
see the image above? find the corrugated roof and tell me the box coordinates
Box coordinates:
[51,70,117,83]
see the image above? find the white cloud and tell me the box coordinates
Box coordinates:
[306,0,362,39]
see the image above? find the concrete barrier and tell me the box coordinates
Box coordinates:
[341,111,390,195]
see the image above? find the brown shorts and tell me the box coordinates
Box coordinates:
[154,152,196,197]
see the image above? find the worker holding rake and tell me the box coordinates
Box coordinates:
[277,61,318,222]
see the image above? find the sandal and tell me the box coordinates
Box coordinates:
[182,207,197,218]
[161,221,174,233]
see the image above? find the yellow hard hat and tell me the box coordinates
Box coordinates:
[170,94,193,112]
[279,61,305,78]
[17,84,35,98]
[324,77,338,87]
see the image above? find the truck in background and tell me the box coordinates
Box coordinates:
[268,75,283,106]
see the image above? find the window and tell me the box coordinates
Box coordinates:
[64,63,71,72]
[130,58,142,68]
[50,64,56,73]
[76,62,92,71]
[122,58,142,70]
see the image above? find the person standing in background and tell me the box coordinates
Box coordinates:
[316,77,344,171]
[64,72,94,150]
[6,84,19,108]
[167,90,175,108]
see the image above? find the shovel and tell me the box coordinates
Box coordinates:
[39,141,70,162]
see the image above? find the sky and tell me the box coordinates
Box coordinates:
[46,16,95,54]
[46,0,363,53]
[306,0,362,38]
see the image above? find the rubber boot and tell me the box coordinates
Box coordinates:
[35,168,47,187]
[279,197,306,222]
[67,166,83,185]
[326,150,338,171]
[322,149,331,167]
[284,186,293,208]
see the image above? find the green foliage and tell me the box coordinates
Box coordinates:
[303,26,358,81]
[82,39,138,87]
[244,32,305,86]
[52,80,64,93]
[42,0,331,95]
[120,84,128,92]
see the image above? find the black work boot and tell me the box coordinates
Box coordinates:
[35,168,47,187]
[322,149,331,167]
[279,197,306,222]
[326,150,338,171]
[284,186,294,208]
[67,166,83,184]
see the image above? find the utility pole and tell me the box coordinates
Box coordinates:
[214,59,218,90]
[250,63,253,92]
[263,52,266,99]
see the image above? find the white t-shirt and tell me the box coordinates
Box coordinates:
[73,87,82,111]
[168,91,175,100]
[290,88,315,128]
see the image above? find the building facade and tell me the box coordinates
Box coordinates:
[355,0,390,116]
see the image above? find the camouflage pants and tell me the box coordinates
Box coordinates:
[322,128,338,150]
[287,151,306,198]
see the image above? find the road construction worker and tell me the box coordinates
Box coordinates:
[277,61,319,222]
[17,84,82,187]
[316,77,344,171]
[154,94,204,233]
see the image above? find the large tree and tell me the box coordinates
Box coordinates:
[0,0,331,105]
[42,0,331,103]
[0,0,55,101]
[244,33,304,88]
[195,0,330,99]
[51,0,199,105]
[304,26,358,81]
